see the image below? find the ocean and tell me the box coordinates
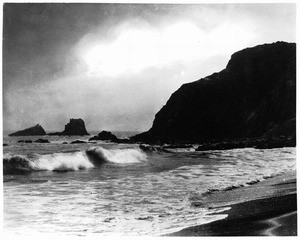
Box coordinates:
[3,132,296,236]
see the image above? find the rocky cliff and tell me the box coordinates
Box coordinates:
[132,42,296,145]
[9,124,46,136]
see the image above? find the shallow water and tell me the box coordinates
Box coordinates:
[3,135,296,236]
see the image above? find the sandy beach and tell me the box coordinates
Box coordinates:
[167,171,297,236]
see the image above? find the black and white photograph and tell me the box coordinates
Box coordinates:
[2,1,297,237]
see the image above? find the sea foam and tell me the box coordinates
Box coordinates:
[86,146,147,164]
[3,151,94,174]
[4,146,147,174]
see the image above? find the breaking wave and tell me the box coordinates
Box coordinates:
[3,152,94,174]
[4,146,147,174]
[86,146,147,164]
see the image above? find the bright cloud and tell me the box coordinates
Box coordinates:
[76,20,255,77]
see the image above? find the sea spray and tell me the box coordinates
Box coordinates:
[30,151,94,171]
[4,146,148,174]
[3,151,94,174]
[86,146,147,164]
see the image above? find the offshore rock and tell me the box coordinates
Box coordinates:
[48,118,89,136]
[62,118,89,136]
[89,131,118,142]
[9,124,46,136]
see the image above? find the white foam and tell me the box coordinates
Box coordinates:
[89,146,147,164]
[29,151,94,171]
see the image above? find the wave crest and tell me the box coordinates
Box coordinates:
[86,146,147,164]
[4,152,94,174]
[4,146,148,174]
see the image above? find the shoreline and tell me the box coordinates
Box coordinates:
[166,171,297,236]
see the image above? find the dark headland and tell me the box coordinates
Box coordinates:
[131,42,296,150]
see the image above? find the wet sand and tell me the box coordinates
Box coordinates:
[167,171,297,236]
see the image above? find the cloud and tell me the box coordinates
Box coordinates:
[75,18,256,77]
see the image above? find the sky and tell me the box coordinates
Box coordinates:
[3,3,296,132]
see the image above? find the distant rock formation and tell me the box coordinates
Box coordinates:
[9,124,46,136]
[89,130,133,143]
[48,118,89,136]
[62,118,89,135]
[132,42,296,149]
[89,131,118,141]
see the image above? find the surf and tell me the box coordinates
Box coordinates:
[3,146,148,174]
[85,146,147,164]
[3,151,94,174]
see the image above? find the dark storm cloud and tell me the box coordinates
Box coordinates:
[4,4,107,88]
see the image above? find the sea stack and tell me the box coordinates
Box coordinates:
[9,124,46,136]
[62,118,89,136]
[132,42,296,146]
